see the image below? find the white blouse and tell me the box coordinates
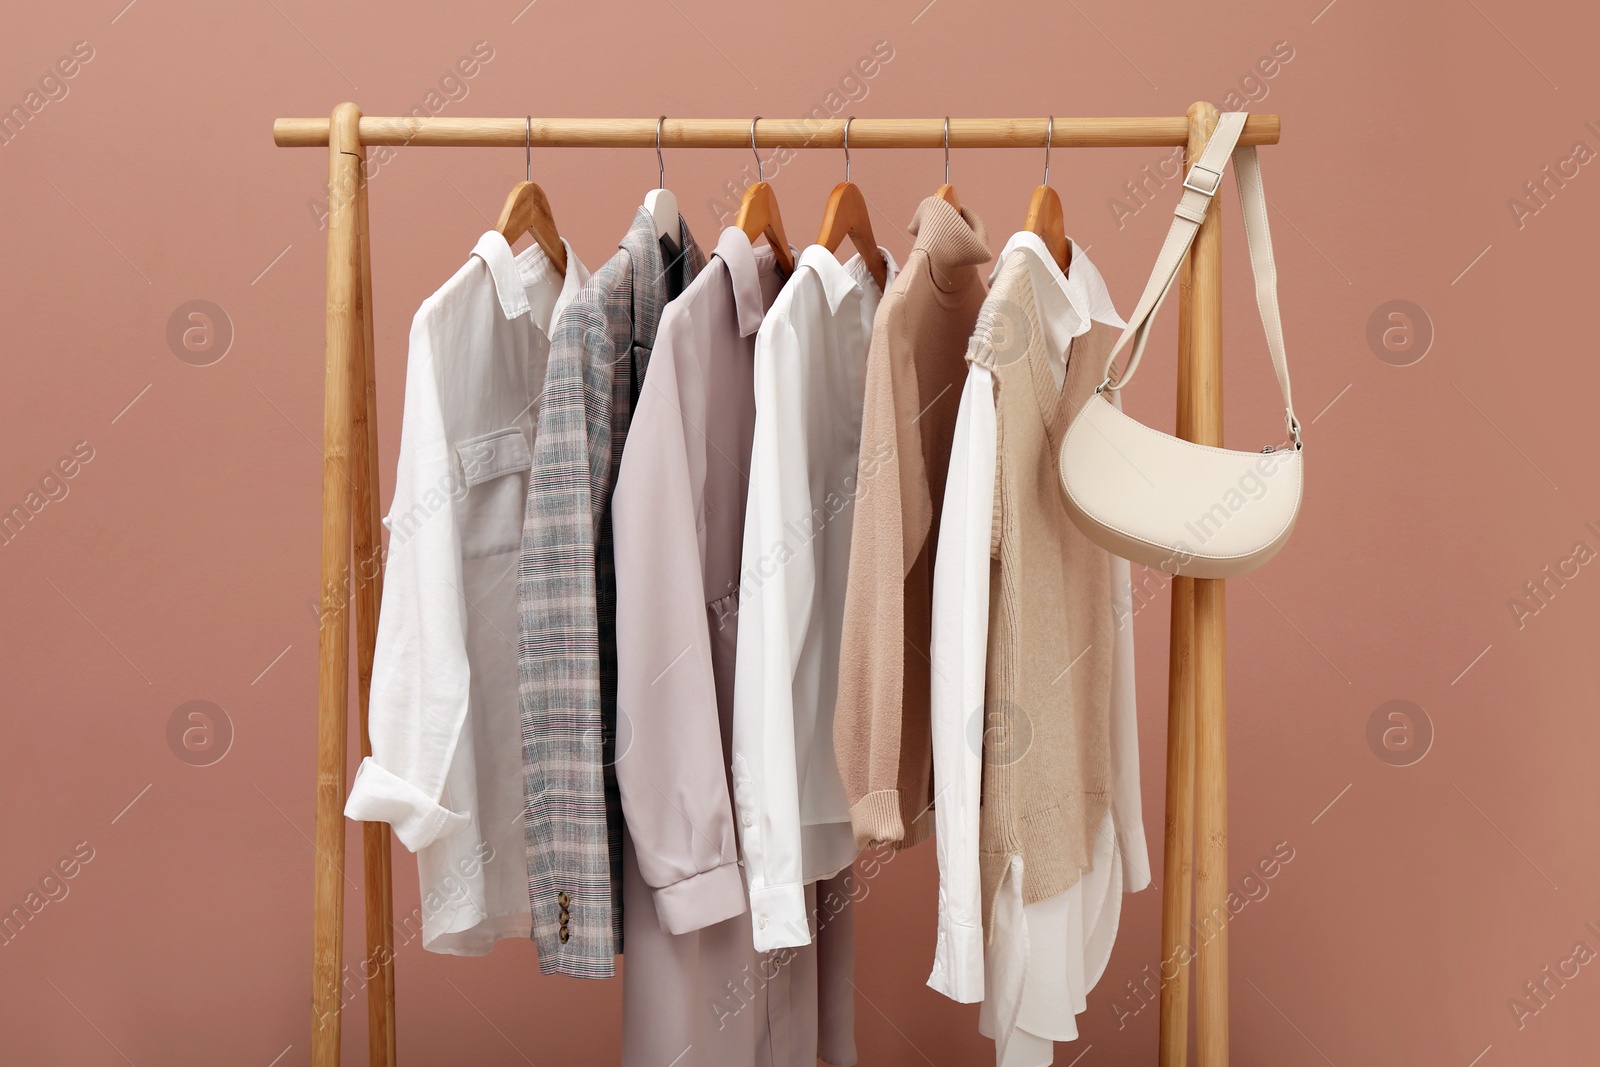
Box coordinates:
[730,244,898,951]
[928,233,1150,1063]
[344,232,588,954]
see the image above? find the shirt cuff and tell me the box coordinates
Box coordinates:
[749,882,811,951]
[343,757,471,852]
[1119,823,1153,893]
[651,861,747,936]
[926,917,984,1002]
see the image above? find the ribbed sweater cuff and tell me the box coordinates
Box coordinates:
[850,790,905,846]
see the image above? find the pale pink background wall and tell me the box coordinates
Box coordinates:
[2,0,1596,1063]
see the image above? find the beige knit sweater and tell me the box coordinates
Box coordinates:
[834,197,991,848]
[973,254,1116,920]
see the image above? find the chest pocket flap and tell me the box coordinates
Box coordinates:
[458,427,532,487]
[455,427,533,559]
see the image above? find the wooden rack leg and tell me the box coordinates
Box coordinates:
[1185,100,1230,1067]
[311,101,365,1067]
[350,127,398,1067]
[1158,218,1199,1066]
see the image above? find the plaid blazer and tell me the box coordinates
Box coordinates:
[517,208,705,978]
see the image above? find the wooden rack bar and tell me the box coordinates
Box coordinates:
[282,103,1274,1067]
[273,114,1279,150]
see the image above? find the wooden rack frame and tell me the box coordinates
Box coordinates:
[272,103,1281,1067]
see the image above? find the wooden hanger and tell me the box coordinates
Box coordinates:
[736,118,795,275]
[935,116,961,210]
[816,118,888,292]
[1024,116,1071,272]
[495,117,567,276]
[736,184,794,275]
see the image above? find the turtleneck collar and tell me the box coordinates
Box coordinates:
[907,195,992,292]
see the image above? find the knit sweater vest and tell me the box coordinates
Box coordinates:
[834,197,992,849]
[968,254,1116,926]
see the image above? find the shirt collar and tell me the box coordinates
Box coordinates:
[797,244,902,313]
[713,227,768,337]
[517,238,588,336]
[989,231,1126,348]
[473,231,589,336]
[471,230,531,320]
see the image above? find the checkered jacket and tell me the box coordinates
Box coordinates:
[517,208,705,977]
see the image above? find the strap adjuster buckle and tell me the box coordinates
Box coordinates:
[1182,162,1223,198]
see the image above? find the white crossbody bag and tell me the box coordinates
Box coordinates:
[1058,112,1302,579]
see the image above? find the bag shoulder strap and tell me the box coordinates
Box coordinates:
[1098,112,1300,447]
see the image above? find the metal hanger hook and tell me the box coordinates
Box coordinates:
[1043,115,1056,185]
[943,116,951,184]
[750,116,764,183]
[655,116,667,189]
[524,116,531,182]
[1043,115,1053,185]
[843,116,854,183]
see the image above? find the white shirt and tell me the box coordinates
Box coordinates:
[344,232,589,954]
[928,233,1150,1063]
[730,244,898,951]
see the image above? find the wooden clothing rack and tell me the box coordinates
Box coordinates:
[271,104,1283,1067]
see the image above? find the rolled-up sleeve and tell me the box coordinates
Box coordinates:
[345,312,473,852]
[611,311,746,937]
